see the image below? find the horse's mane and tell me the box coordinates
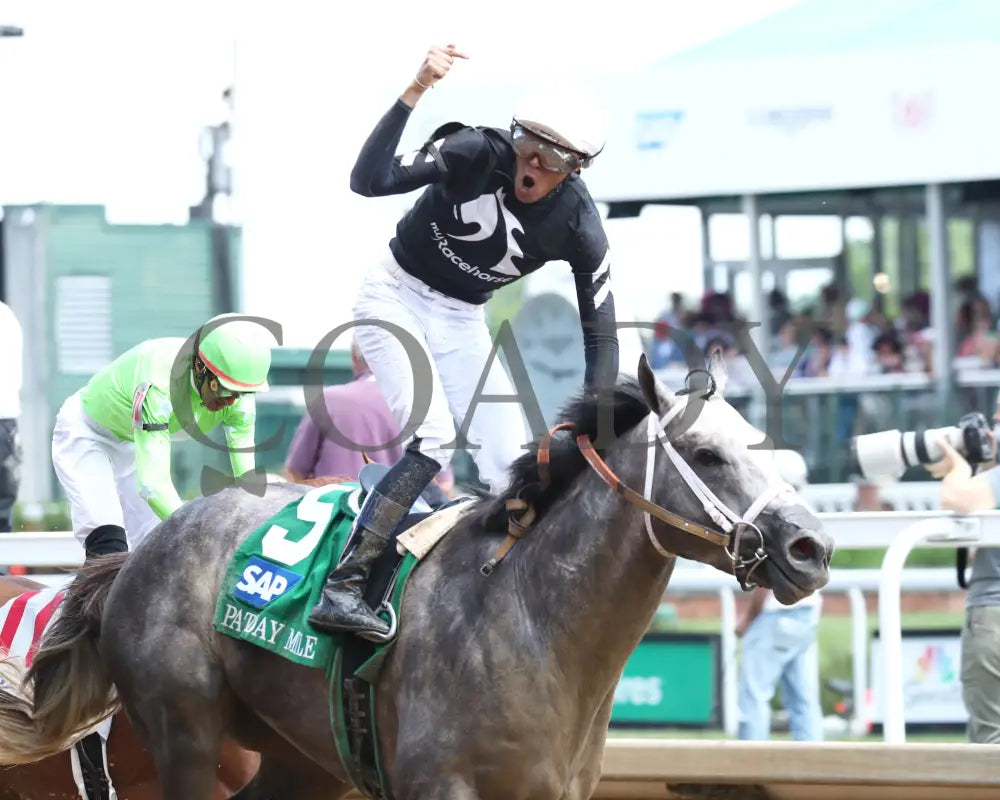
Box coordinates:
[472,379,651,534]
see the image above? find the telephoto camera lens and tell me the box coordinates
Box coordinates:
[851,426,962,481]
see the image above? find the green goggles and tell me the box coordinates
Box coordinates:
[510,124,583,173]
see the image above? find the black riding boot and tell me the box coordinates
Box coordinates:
[83,525,128,564]
[308,450,441,639]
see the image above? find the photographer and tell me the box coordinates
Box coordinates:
[927,393,1000,743]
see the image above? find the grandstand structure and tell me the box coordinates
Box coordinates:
[593,0,1000,416]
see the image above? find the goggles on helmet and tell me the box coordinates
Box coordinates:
[510,124,584,173]
[195,357,246,399]
[208,376,245,399]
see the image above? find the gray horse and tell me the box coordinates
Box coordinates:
[0,354,832,799]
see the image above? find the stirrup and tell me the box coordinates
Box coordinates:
[357,602,398,644]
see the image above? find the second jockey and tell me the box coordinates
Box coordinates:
[51,314,274,560]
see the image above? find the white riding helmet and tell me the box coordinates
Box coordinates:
[511,82,608,168]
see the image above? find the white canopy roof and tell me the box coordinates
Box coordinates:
[420,0,1000,206]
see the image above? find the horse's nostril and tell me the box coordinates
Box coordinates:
[789,536,818,563]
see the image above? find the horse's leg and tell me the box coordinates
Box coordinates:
[110,640,227,799]
[144,704,224,799]
[227,746,351,800]
[395,778,479,800]
[561,686,615,800]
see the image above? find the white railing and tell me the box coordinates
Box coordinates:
[670,560,958,739]
[3,509,998,743]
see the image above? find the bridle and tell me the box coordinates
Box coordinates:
[483,374,795,591]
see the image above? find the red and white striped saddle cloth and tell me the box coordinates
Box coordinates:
[0,586,65,672]
[0,585,117,798]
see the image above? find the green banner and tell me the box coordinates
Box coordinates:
[611,634,721,728]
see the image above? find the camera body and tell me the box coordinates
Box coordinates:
[851,412,996,481]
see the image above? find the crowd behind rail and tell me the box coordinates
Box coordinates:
[644,278,1000,481]
[647,278,1000,385]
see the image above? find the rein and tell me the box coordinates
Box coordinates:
[480,422,572,576]
[481,388,794,591]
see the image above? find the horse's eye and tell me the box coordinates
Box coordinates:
[694,448,724,467]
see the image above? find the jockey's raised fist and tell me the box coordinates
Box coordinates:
[414,43,469,90]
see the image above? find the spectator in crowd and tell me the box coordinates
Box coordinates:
[819,283,846,336]
[842,298,878,376]
[872,331,905,374]
[284,338,454,499]
[926,390,1000,743]
[0,301,23,534]
[736,449,824,742]
[647,292,691,369]
[647,320,686,370]
[852,475,894,512]
[702,291,736,326]
[769,289,791,338]
[770,318,805,377]
[797,328,835,378]
[956,298,999,367]
[897,291,933,374]
[658,291,685,329]
[285,338,405,482]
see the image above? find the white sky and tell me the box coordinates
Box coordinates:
[0,0,848,348]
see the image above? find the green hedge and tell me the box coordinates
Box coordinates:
[832,547,959,568]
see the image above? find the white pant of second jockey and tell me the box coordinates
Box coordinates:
[352,251,529,493]
[51,391,160,552]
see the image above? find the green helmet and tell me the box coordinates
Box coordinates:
[195,313,273,393]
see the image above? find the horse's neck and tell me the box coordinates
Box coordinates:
[521,432,674,693]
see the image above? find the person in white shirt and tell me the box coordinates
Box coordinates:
[736,449,824,741]
[0,302,23,533]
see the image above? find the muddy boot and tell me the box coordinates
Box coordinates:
[308,450,440,640]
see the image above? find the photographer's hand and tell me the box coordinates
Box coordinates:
[927,438,971,480]
[933,438,997,513]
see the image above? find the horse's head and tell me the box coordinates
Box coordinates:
[635,352,833,604]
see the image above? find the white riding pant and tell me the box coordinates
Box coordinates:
[352,252,529,493]
[51,390,160,550]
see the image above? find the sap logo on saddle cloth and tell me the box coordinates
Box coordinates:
[233,556,302,609]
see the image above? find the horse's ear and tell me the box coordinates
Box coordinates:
[707,347,729,398]
[637,353,676,416]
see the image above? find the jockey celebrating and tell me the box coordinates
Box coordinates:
[52,314,274,561]
[309,44,619,638]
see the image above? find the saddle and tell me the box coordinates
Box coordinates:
[348,462,452,560]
